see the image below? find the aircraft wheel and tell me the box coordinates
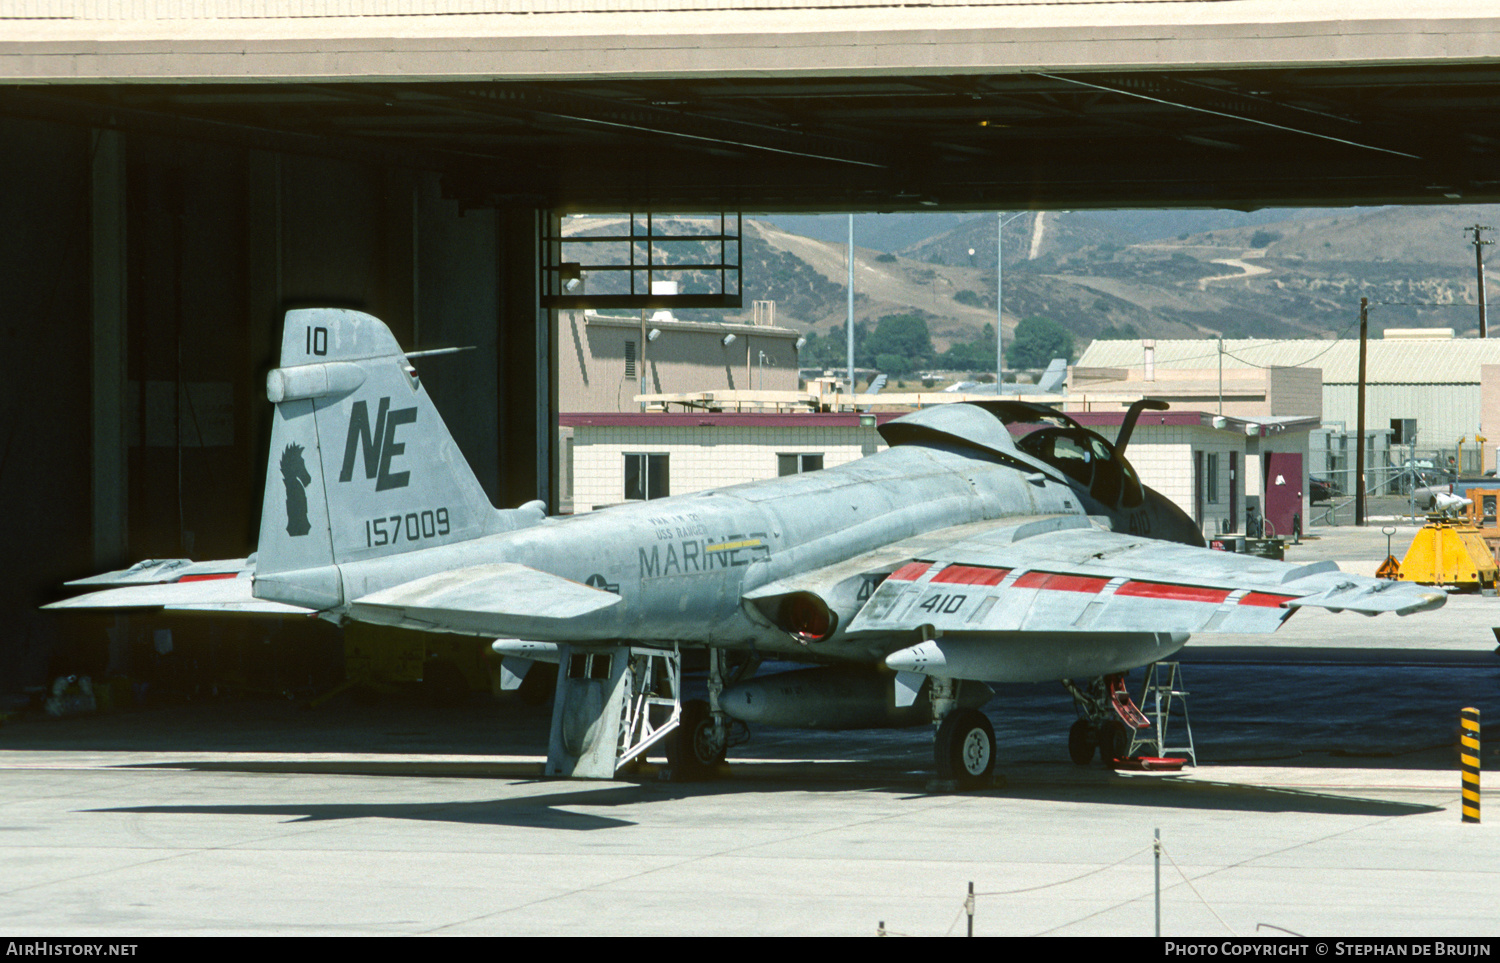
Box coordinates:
[1100,720,1132,763]
[1067,719,1097,765]
[935,708,996,789]
[667,699,727,777]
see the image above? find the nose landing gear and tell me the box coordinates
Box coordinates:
[929,678,998,790]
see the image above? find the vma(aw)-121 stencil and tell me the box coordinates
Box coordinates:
[51,308,1444,787]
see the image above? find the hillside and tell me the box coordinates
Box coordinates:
[563,204,1500,365]
[561,214,1003,349]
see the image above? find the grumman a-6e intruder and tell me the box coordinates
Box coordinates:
[51,309,1446,787]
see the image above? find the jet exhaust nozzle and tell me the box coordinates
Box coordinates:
[778,592,837,643]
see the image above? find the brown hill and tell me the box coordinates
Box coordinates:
[563,205,1500,352]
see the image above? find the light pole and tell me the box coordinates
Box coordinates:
[1466,224,1492,337]
[847,214,856,392]
[996,212,1029,388]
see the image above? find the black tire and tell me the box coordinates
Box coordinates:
[666,699,727,777]
[934,708,996,789]
[1100,720,1133,763]
[1068,719,1097,765]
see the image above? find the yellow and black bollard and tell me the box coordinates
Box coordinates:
[1461,708,1481,823]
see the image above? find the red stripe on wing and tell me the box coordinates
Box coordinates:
[1116,581,1230,604]
[931,565,1012,586]
[1013,571,1111,593]
[888,562,933,582]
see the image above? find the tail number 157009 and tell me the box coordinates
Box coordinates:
[364,508,450,547]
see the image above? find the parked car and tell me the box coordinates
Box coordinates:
[1309,475,1342,504]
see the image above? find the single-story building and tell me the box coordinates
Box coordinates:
[559,309,802,413]
[561,407,1314,538]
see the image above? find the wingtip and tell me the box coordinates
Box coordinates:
[1396,592,1448,615]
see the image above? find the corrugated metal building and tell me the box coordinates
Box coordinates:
[1077,334,1500,470]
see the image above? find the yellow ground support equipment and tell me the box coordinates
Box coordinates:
[1396,517,1500,590]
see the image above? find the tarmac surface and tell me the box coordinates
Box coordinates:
[4,521,1500,937]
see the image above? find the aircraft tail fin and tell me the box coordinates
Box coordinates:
[1037,358,1068,393]
[254,309,514,609]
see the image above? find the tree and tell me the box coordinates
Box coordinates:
[864,314,933,372]
[1008,316,1074,369]
[937,323,997,372]
[797,330,845,368]
[940,338,991,370]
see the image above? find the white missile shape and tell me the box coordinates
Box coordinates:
[490,639,562,663]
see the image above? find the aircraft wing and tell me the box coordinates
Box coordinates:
[45,558,313,615]
[843,520,1445,640]
[348,562,623,638]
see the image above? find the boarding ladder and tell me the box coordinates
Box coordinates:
[1125,662,1196,765]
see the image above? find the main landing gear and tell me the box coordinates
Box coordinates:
[1063,674,1151,766]
[664,649,752,779]
[929,678,997,790]
[666,698,728,776]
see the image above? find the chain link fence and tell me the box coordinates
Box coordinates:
[1312,445,1490,525]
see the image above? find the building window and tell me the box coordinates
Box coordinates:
[777,453,824,476]
[624,340,637,379]
[624,453,669,500]
[1206,452,1220,503]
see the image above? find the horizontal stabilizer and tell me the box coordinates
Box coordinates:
[349,563,622,638]
[65,557,252,588]
[46,572,312,615]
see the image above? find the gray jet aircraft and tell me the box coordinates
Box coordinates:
[50,309,1446,787]
[944,357,1068,396]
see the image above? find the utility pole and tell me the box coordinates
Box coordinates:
[1217,337,1224,416]
[995,212,1027,389]
[847,214,855,390]
[996,212,1005,388]
[1356,297,1369,526]
[1467,224,1493,337]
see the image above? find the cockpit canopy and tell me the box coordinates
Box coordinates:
[1014,424,1144,508]
[880,401,1144,509]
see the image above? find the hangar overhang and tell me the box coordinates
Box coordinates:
[5,2,1500,211]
